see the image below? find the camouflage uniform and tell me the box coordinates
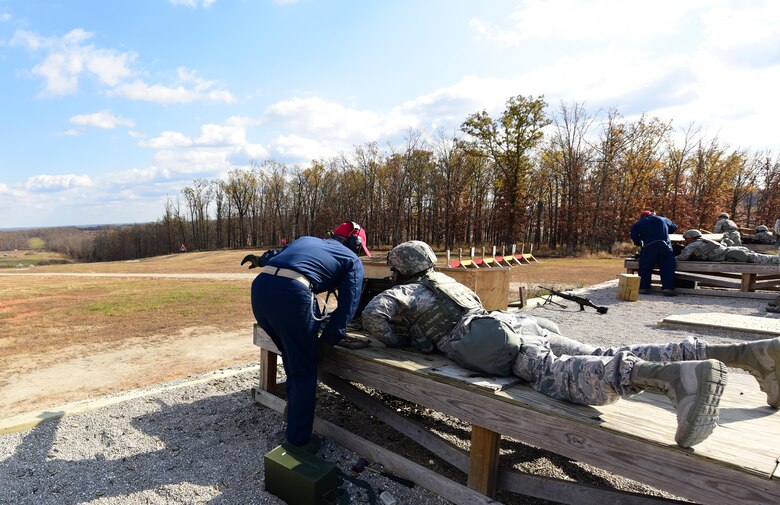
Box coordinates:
[714,217,742,246]
[362,276,713,406]
[743,227,776,245]
[678,237,779,264]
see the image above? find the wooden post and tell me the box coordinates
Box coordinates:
[518,286,528,308]
[467,424,500,497]
[260,348,278,393]
[741,273,757,292]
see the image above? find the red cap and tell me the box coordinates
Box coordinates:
[640,210,653,217]
[332,221,371,257]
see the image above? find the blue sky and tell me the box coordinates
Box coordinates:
[1,0,779,229]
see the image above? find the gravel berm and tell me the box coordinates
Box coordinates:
[1,281,776,505]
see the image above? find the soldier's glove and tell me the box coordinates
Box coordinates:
[241,254,260,269]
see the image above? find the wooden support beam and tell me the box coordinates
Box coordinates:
[741,273,757,292]
[319,372,470,473]
[259,348,278,393]
[468,425,500,497]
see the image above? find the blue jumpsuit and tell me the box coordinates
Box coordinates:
[250,236,363,446]
[630,214,678,290]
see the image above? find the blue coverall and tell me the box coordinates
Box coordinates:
[629,214,678,291]
[250,236,363,447]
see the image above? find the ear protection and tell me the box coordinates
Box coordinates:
[345,221,363,255]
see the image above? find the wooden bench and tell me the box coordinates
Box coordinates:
[252,325,780,505]
[624,258,780,298]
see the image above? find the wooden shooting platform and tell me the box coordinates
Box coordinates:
[252,325,780,505]
[624,258,780,298]
[659,312,780,336]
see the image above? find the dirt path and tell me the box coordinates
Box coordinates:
[1,326,258,417]
[2,257,624,419]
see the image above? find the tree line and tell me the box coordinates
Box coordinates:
[9,94,780,262]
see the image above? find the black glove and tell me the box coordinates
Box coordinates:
[241,254,260,269]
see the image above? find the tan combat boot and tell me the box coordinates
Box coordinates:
[706,338,780,408]
[630,359,727,447]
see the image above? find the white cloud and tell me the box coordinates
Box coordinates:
[107,166,172,185]
[153,148,233,174]
[505,0,690,42]
[139,131,193,149]
[169,0,217,7]
[109,74,236,104]
[58,128,84,137]
[195,124,246,146]
[24,174,94,192]
[0,12,11,22]
[70,109,134,129]
[468,18,521,48]
[11,29,234,103]
[137,117,267,171]
[271,134,333,160]
[264,97,418,142]
[12,28,136,96]
[699,1,780,50]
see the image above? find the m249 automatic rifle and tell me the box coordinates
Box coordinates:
[540,286,608,314]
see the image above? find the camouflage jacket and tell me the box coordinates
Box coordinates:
[361,277,486,356]
[714,218,738,233]
[677,237,729,261]
[745,231,776,244]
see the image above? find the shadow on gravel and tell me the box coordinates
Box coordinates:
[0,389,284,504]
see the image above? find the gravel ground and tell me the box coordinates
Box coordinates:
[1,281,776,505]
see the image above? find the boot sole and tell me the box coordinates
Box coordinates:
[675,359,728,448]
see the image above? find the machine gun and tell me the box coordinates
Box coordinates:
[540,286,608,314]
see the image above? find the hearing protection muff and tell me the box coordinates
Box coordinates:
[344,221,364,255]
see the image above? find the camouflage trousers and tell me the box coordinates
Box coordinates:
[744,251,780,264]
[722,230,742,246]
[511,334,708,406]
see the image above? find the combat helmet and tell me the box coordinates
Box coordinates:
[719,212,730,219]
[756,225,769,232]
[387,240,437,276]
[683,229,703,239]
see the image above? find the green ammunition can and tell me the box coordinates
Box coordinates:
[264,443,339,505]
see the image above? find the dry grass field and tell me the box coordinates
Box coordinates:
[0,249,625,418]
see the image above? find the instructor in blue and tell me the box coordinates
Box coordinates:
[242,221,369,452]
[630,210,678,296]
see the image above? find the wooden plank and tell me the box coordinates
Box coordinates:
[659,312,780,336]
[673,272,740,289]
[625,259,778,275]
[497,469,691,505]
[427,363,520,391]
[252,388,500,505]
[468,425,500,497]
[667,287,775,300]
